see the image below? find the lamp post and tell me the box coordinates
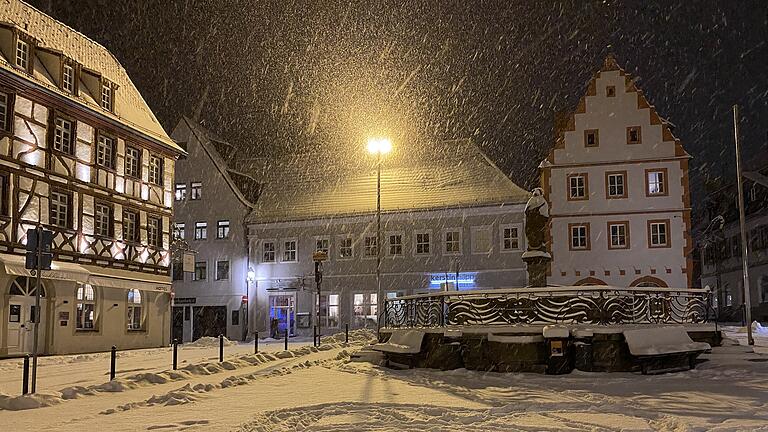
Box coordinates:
[733,105,754,346]
[367,137,392,331]
[246,267,255,341]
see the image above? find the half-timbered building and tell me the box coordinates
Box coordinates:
[0,1,183,355]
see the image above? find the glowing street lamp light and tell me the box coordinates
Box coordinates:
[367,137,391,333]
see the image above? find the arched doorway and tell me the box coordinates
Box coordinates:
[7,276,48,355]
[629,276,668,288]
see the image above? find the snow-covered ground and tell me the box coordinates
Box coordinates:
[1,327,766,431]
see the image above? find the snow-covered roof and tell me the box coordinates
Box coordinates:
[0,0,181,154]
[179,117,260,207]
[243,139,530,223]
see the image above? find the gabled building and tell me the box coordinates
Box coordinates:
[170,117,259,342]
[245,139,530,338]
[0,1,183,355]
[541,55,692,288]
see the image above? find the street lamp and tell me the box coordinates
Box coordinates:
[367,137,392,331]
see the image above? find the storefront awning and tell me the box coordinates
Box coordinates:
[83,265,171,293]
[0,253,90,283]
[0,253,170,293]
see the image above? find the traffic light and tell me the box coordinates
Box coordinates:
[25,228,54,270]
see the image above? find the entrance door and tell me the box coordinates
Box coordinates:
[7,277,46,355]
[269,294,295,338]
[192,306,227,340]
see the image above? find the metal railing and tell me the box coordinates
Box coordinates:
[383,286,711,329]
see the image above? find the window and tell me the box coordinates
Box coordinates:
[231,310,239,326]
[471,226,492,254]
[316,237,330,255]
[62,64,74,93]
[415,231,431,255]
[194,222,207,240]
[444,229,461,254]
[364,235,378,257]
[606,86,616,97]
[127,289,143,330]
[584,129,599,147]
[123,210,139,242]
[760,276,768,303]
[608,222,629,249]
[122,146,140,178]
[0,92,10,132]
[388,233,403,256]
[193,261,207,281]
[96,133,115,169]
[338,236,353,259]
[75,284,96,330]
[649,220,670,248]
[353,293,377,327]
[190,182,202,200]
[94,202,113,237]
[327,294,339,328]
[147,216,162,248]
[15,39,29,70]
[173,222,185,240]
[148,154,163,185]
[216,260,230,281]
[53,117,74,154]
[101,82,112,111]
[568,174,588,200]
[500,224,521,251]
[172,262,184,281]
[646,169,668,196]
[174,183,186,201]
[217,220,230,239]
[606,171,627,198]
[262,240,276,263]
[50,190,71,228]
[569,223,590,250]
[282,239,297,262]
[627,126,642,144]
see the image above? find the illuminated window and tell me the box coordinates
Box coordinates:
[127,289,143,330]
[646,169,667,196]
[174,183,186,201]
[353,293,377,327]
[217,220,230,239]
[190,182,202,200]
[76,284,96,330]
[194,222,207,240]
[173,222,185,240]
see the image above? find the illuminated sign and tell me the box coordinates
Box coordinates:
[429,273,476,289]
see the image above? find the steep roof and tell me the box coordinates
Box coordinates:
[0,0,181,153]
[546,54,689,165]
[242,139,529,223]
[179,117,260,207]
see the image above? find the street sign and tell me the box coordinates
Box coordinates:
[25,228,53,270]
[312,250,328,262]
[182,252,195,272]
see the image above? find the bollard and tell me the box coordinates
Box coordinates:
[345,323,349,343]
[218,334,224,362]
[254,331,259,354]
[172,339,178,370]
[284,329,288,351]
[110,346,117,381]
[313,325,317,347]
[22,354,30,395]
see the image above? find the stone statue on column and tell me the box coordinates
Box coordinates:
[522,188,552,287]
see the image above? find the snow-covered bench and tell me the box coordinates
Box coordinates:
[372,329,426,368]
[623,327,711,375]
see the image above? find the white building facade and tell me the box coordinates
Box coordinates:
[542,55,692,288]
[0,2,183,356]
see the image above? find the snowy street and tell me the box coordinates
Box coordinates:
[1,329,767,431]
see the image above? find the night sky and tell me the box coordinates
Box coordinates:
[30,0,768,213]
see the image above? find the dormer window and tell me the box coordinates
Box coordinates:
[62,65,74,94]
[101,82,113,111]
[15,39,29,71]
